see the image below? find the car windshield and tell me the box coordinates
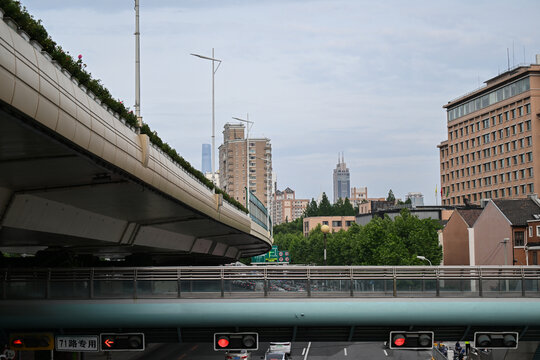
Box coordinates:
[265,353,284,360]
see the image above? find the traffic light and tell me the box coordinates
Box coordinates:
[100,333,145,351]
[9,333,54,351]
[214,332,258,351]
[474,332,518,349]
[389,331,434,349]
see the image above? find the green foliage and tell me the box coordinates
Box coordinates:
[302,192,356,217]
[386,189,396,202]
[318,193,333,215]
[303,199,319,217]
[273,217,303,236]
[275,209,442,266]
[0,0,247,214]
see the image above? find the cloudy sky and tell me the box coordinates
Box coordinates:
[19,0,540,204]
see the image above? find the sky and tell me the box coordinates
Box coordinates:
[18,0,540,204]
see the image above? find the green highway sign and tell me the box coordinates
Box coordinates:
[252,245,290,264]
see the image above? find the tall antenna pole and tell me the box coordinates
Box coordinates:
[135,0,142,132]
[212,48,216,184]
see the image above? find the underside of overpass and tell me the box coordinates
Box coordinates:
[1,298,540,343]
[0,100,270,266]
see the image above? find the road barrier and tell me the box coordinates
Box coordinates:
[1,265,539,300]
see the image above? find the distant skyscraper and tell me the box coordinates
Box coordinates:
[201,144,211,174]
[333,153,350,203]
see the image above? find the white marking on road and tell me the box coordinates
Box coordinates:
[302,347,306,356]
[303,342,312,360]
[383,349,388,356]
[344,347,348,356]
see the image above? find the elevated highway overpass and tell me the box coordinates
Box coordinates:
[0,14,272,265]
[1,266,540,343]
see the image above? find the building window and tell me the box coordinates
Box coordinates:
[515,231,525,247]
[332,221,342,227]
[322,221,329,226]
[529,226,534,238]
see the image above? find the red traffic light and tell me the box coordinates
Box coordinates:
[9,333,54,351]
[11,339,23,347]
[389,331,433,349]
[217,337,230,348]
[99,333,145,352]
[393,334,406,347]
[214,332,258,351]
[103,338,115,348]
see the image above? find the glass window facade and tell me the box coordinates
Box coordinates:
[447,77,530,122]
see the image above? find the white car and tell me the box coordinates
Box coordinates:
[269,342,291,356]
[225,350,251,360]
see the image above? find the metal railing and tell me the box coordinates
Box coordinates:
[1,266,540,300]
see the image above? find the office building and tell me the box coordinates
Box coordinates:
[218,123,272,208]
[201,143,211,174]
[439,58,540,205]
[333,153,350,203]
[273,187,309,225]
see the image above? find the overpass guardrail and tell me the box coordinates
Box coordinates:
[1,266,540,300]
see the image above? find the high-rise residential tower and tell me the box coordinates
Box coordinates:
[333,153,350,203]
[201,143,211,174]
[439,58,540,206]
[218,123,272,208]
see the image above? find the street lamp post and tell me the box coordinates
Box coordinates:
[232,115,253,207]
[191,49,222,185]
[416,255,432,266]
[134,0,143,131]
[502,238,510,291]
[321,224,330,266]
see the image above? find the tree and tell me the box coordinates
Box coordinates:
[318,192,333,215]
[273,207,442,266]
[273,217,302,236]
[334,198,345,215]
[303,199,319,217]
[386,189,396,203]
[342,198,356,215]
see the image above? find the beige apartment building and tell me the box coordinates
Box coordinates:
[439,59,540,206]
[273,187,309,225]
[350,187,368,207]
[218,123,272,208]
[303,216,356,237]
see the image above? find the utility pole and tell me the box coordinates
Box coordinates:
[502,238,509,292]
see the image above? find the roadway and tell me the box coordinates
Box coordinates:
[82,342,433,360]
